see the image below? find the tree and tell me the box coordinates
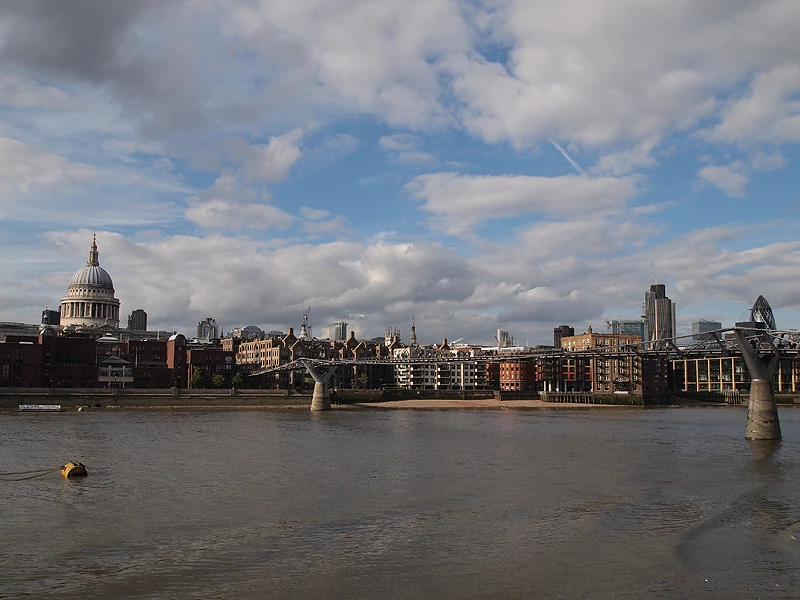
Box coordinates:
[212,374,227,389]
[357,373,369,389]
[190,367,210,389]
[231,372,244,389]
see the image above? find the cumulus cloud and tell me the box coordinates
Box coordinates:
[704,65,800,145]
[697,161,750,198]
[3,220,796,347]
[406,172,640,235]
[243,128,305,184]
[2,1,800,346]
[447,0,800,150]
[0,73,71,108]
[185,201,295,231]
[185,173,295,231]
[379,133,435,164]
[750,150,788,171]
[591,141,659,176]
[0,136,96,197]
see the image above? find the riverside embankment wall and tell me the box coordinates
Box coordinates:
[0,388,307,409]
[0,387,497,409]
[4,388,797,409]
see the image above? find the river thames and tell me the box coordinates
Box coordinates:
[2,406,799,599]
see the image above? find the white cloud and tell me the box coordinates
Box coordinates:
[406,172,640,235]
[186,173,295,231]
[443,1,800,153]
[3,220,798,347]
[704,65,800,145]
[379,133,435,164]
[0,136,96,197]
[0,73,71,108]
[2,2,800,346]
[751,150,787,171]
[697,161,750,198]
[300,207,331,220]
[243,128,304,184]
[185,201,295,231]
[301,214,350,238]
[591,140,658,176]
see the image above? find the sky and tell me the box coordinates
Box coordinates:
[1,0,799,346]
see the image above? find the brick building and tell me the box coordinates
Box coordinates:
[560,326,666,395]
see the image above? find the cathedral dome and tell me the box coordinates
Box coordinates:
[70,264,114,289]
[68,234,114,290]
[60,234,121,328]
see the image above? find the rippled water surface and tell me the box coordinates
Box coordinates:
[2,406,799,599]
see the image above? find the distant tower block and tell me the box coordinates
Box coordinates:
[644,284,676,346]
[330,321,348,341]
[497,329,514,348]
[197,317,219,340]
[553,325,574,347]
[128,309,148,331]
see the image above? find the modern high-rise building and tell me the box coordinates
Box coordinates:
[497,329,514,348]
[644,284,676,345]
[330,321,348,341]
[197,317,219,340]
[611,319,647,341]
[128,309,148,331]
[553,325,574,347]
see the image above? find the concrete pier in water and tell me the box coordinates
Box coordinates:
[303,360,337,411]
[734,330,781,441]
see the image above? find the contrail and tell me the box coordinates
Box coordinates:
[549,140,585,175]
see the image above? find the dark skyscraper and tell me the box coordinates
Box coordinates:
[128,309,148,331]
[41,309,60,326]
[554,325,574,347]
[644,284,676,346]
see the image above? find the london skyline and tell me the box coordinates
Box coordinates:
[1,1,799,346]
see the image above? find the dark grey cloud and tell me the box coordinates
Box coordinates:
[0,0,216,137]
[0,1,164,81]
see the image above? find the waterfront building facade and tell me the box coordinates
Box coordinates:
[561,327,648,394]
[671,356,798,393]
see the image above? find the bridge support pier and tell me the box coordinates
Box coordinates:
[303,360,337,411]
[734,330,781,441]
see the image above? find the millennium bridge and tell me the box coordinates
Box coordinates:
[251,323,794,441]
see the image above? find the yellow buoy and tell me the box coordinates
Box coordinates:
[61,462,88,478]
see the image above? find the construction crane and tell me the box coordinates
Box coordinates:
[299,307,312,340]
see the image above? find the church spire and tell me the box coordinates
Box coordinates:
[87,233,99,267]
[410,315,417,346]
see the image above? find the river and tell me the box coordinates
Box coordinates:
[1,406,799,599]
